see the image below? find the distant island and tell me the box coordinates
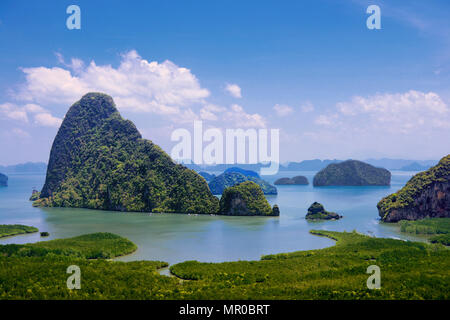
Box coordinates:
[398,162,431,171]
[208,169,277,195]
[378,154,450,222]
[184,159,437,172]
[305,202,342,220]
[274,176,308,185]
[0,173,7,187]
[0,162,47,173]
[313,160,391,187]
[219,181,279,216]
[33,93,219,214]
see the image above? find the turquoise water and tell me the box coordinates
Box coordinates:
[0,171,425,264]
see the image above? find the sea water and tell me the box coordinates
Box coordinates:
[0,171,426,264]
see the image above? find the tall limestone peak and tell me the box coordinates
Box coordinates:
[38,93,219,214]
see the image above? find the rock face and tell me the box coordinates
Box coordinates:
[0,173,7,187]
[36,93,219,214]
[209,171,277,195]
[219,181,279,216]
[274,176,308,185]
[306,202,342,220]
[378,155,450,222]
[313,160,391,186]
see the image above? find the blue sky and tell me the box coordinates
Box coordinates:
[0,0,449,165]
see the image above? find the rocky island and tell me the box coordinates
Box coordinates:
[0,173,7,187]
[313,160,391,186]
[219,181,279,216]
[378,154,450,222]
[306,202,342,220]
[34,93,219,214]
[274,176,308,185]
[209,169,277,195]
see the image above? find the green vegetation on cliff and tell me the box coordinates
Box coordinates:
[0,225,38,238]
[313,160,391,186]
[0,230,448,299]
[378,155,450,222]
[0,173,7,187]
[306,202,342,220]
[209,171,277,195]
[36,93,218,214]
[218,181,277,216]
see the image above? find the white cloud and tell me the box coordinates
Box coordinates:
[200,104,226,121]
[3,51,267,131]
[34,113,62,128]
[225,83,242,98]
[16,50,210,116]
[224,104,266,128]
[24,103,46,113]
[273,104,293,117]
[335,90,449,132]
[0,103,29,122]
[0,102,62,128]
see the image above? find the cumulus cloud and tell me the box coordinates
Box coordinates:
[2,50,267,131]
[224,104,266,128]
[335,90,450,132]
[273,104,294,117]
[34,113,62,128]
[15,50,210,116]
[0,102,62,127]
[0,103,29,122]
[225,83,242,98]
[200,104,226,121]
[308,89,450,159]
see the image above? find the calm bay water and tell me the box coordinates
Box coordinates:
[0,171,425,264]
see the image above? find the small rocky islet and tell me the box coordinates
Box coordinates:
[305,202,342,220]
[219,181,279,216]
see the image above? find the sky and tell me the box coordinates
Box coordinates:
[0,0,449,165]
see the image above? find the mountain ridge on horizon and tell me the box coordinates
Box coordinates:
[0,158,439,173]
